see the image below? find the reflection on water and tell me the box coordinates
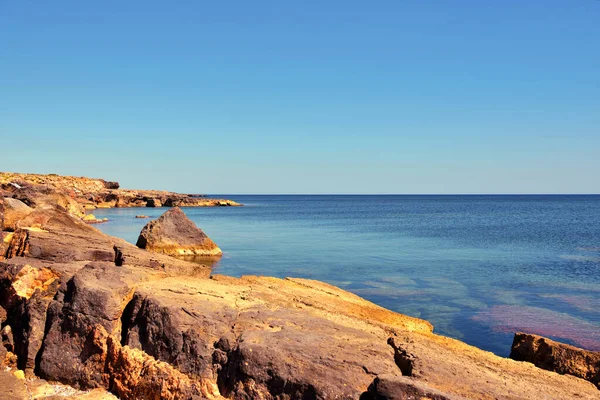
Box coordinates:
[94,195,600,356]
[174,254,223,268]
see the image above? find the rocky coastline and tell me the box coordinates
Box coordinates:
[0,172,242,212]
[1,173,599,399]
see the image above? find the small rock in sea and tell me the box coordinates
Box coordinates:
[82,214,109,224]
[136,215,150,219]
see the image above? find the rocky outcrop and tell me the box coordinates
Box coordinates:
[0,201,210,383]
[0,172,241,210]
[510,332,600,389]
[3,198,34,231]
[136,207,222,257]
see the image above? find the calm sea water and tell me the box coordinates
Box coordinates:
[94,195,600,356]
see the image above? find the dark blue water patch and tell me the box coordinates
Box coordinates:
[94,195,600,355]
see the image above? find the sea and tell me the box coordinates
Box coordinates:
[93,195,600,357]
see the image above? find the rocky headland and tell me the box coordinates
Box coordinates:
[0,172,242,213]
[1,173,599,399]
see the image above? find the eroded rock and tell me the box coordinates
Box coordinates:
[3,198,33,231]
[136,207,222,257]
[37,261,151,387]
[106,337,205,400]
[510,332,600,389]
[0,172,241,209]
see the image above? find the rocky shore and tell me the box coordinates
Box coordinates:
[1,174,599,399]
[0,172,242,211]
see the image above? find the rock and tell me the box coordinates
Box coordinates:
[101,180,120,190]
[3,198,34,231]
[510,332,600,389]
[0,172,241,209]
[2,325,14,353]
[360,374,455,399]
[38,192,86,219]
[120,275,414,399]
[2,207,210,277]
[105,337,203,400]
[38,263,136,388]
[0,197,4,230]
[145,198,161,207]
[0,369,28,400]
[135,215,149,219]
[83,214,108,224]
[0,260,60,372]
[136,207,222,257]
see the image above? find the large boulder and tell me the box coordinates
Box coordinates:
[136,207,222,257]
[119,275,418,399]
[510,332,600,389]
[2,198,33,231]
[38,262,138,388]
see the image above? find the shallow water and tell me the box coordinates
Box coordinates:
[94,195,600,356]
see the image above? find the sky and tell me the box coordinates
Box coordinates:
[1,1,599,194]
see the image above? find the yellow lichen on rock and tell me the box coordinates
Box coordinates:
[12,265,59,299]
[12,369,25,380]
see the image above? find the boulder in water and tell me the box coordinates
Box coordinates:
[136,207,222,257]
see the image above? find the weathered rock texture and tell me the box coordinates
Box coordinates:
[3,198,34,231]
[1,175,599,399]
[137,207,222,257]
[0,196,5,230]
[510,332,600,389]
[0,172,241,209]
[0,368,117,400]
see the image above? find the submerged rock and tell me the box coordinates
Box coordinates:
[510,332,600,389]
[472,304,600,351]
[136,207,222,257]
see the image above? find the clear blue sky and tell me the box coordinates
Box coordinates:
[1,1,598,194]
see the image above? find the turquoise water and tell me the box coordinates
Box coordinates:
[93,195,600,356]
